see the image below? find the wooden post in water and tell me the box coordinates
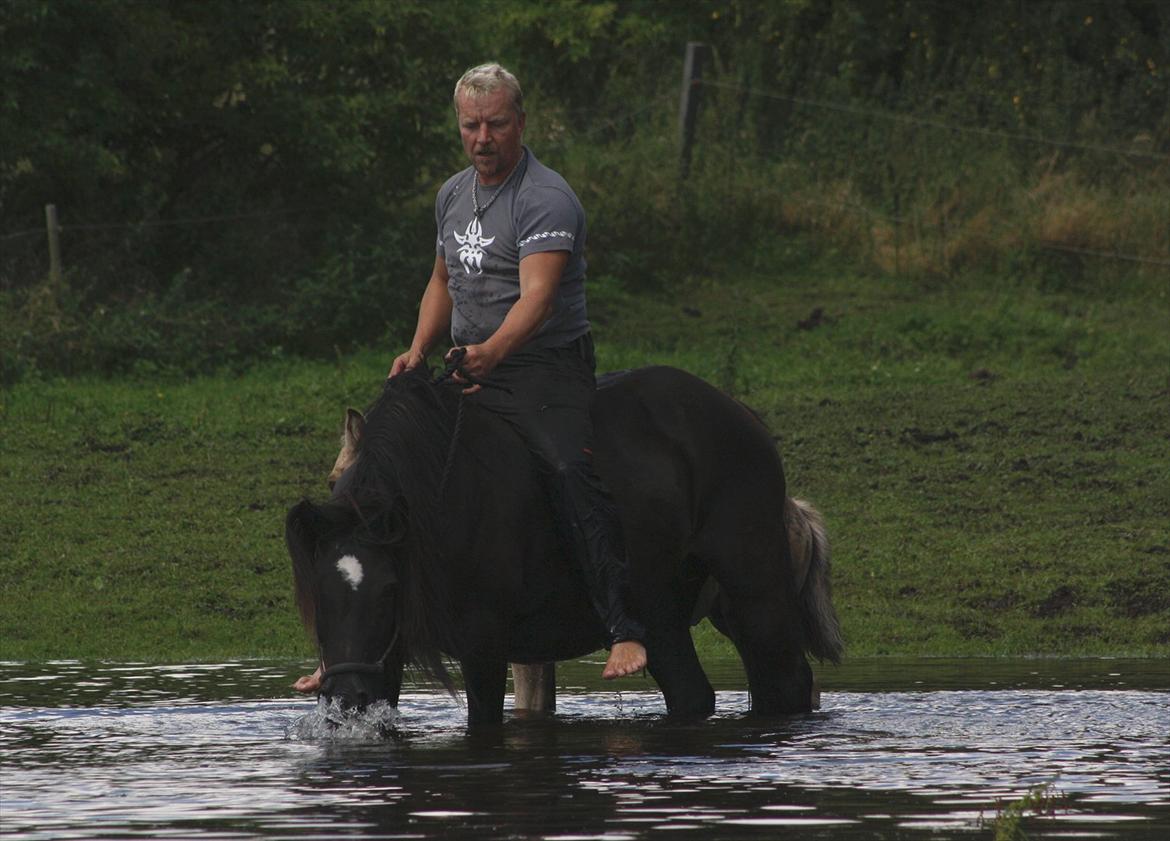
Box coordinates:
[511,662,556,715]
[678,42,708,179]
[45,203,62,285]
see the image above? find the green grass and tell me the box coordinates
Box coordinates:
[2,252,1167,662]
[984,784,1068,841]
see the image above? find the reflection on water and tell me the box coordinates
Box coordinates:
[1,659,1167,839]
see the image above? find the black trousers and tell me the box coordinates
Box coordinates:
[469,333,646,647]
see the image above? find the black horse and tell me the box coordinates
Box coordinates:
[285,365,842,725]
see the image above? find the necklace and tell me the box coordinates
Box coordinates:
[471,150,526,218]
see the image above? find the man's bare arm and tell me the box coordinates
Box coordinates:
[454,250,569,383]
[389,255,453,377]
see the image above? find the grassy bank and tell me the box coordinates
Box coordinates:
[1,253,1167,663]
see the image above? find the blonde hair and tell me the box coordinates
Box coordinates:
[453,63,525,116]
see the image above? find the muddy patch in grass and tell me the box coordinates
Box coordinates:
[1032,585,1079,618]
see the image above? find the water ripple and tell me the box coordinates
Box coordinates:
[1,660,1168,839]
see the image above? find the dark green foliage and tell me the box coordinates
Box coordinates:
[1,0,471,377]
[2,1,1166,382]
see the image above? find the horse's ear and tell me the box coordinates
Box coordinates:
[343,408,365,449]
[286,500,324,632]
[329,408,364,490]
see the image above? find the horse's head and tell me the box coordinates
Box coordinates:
[285,500,404,712]
[299,371,461,710]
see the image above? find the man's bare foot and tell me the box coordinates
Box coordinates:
[293,665,322,694]
[602,640,647,679]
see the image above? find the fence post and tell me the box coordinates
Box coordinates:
[45,203,62,285]
[678,42,708,179]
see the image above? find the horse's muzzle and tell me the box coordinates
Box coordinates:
[320,676,377,713]
[319,662,389,712]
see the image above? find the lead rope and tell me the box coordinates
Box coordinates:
[431,349,511,503]
[437,394,466,502]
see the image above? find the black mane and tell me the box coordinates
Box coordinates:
[347,368,457,517]
[304,368,473,691]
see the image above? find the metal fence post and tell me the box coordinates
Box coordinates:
[678,42,708,179]
[45,203,62,285]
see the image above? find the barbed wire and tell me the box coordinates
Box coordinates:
[780,193,908,225]
[541,91,675,147]
[1037,242,1170,268]
[0,228,43,243]
[700,79,1169,163]
[56,206,322,233]
[733,169,1167,268]
[557,90,675,126]
[1,206,323,241]
[0,97,676,242]
[2,85,1164,270]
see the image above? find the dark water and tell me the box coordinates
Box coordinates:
[1,658,1167,839]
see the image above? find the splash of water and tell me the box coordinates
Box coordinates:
[285,696,401,741]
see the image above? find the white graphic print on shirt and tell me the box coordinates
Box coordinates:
[454,217,494,275]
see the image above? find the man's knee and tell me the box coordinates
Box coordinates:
[548,457,595,501]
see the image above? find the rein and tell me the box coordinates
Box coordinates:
[431,349,511,501]
[430,347,513,393]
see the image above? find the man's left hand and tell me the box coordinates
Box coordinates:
[446,344,500,394]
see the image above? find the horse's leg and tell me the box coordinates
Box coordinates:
[511,662,555,715]
[462,656,508,726]
[698,504,814,714]
[646,615,715,718]
[717,587,813,714]
[633,551,714,718]
[384,645,406,708]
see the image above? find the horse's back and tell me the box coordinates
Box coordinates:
[593,367,788,573]
[594,366,785,499]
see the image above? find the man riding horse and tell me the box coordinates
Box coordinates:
[294,62,646,693]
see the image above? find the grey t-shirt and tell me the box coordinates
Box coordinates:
[435,147,589,350]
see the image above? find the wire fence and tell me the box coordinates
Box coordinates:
[3,71,1166,276]
[700,78,1169,163]
[688,74,1168,271]
[1,206,322,244]
[1035,242,1170,268]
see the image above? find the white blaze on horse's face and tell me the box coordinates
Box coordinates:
[335,554,364,591]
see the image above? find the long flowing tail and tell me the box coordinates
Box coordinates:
[785,497,845,663]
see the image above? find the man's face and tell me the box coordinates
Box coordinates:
[456,88,525,186]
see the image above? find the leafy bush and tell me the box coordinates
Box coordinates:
[2,0,1166,382]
